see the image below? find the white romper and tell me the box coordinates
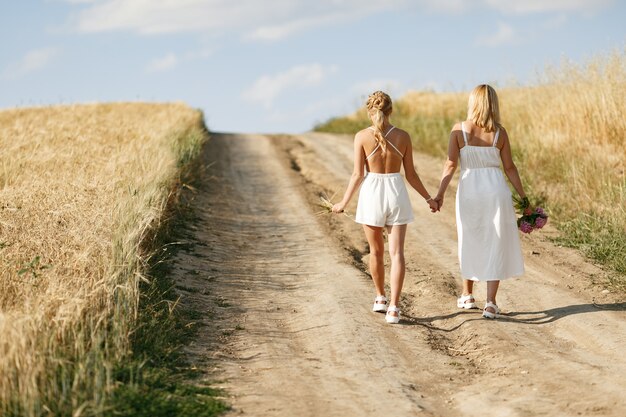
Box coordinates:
[355,127,414,227]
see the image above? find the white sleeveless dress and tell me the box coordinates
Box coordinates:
[455,123,524,281]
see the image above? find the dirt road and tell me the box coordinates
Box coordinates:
[171,132,626,417]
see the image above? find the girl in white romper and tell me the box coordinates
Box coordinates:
[332,91,439,324]
[435,84,526,319]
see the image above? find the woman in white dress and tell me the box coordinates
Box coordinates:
[434,85,526,319]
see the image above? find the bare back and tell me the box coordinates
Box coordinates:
[360,126,409,174]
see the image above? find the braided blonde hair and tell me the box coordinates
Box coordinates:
[366,91,393,159]
[467,84,501,132]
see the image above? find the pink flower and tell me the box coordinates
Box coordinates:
[535,216,547,229]
[535,207,545,216]
[519,221,534,234]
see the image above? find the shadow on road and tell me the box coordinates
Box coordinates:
[400,301,626,331]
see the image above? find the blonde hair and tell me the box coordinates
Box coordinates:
[467,84,500,132]
[366,91,393,158]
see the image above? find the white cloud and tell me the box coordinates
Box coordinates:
[62,0,614,43]
[474,22,516,47]
[244,4,404,41]
[48,0,99,3]
[146,53,178,73]
[242,64,337,108]
[2,47,59,79]
[484,0,613,14]
[68,0,407,39]
[247,12,349,42]
[416,0,468,14]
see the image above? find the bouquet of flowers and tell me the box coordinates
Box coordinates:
[513,196,548,234]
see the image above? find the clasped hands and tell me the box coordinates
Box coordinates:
[429,195,444,213]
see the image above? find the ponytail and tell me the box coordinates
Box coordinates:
[370,108,387,157]
[365,91,393,160]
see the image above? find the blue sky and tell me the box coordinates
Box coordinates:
[1,0,625,133]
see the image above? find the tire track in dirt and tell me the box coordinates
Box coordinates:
[172,132,626,417]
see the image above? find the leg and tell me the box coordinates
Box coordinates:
[457,279,477,309]
[363,225,385,298]
[462,279,474,296]
[486,280,500,306]
[484,280,501,317]
[386,224,407,316]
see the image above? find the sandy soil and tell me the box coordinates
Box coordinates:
[171,132,626,417]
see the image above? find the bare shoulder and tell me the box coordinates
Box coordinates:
[392,127,411,143]
[356,126,375,136]
[498,125,510,142]
[450,122,464,149]
[354,128,371,143]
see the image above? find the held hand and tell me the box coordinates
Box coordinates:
[428,199,439,213]
[434,196,444,211]
[331,202,346,213]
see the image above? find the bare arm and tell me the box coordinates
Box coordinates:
[435,127,461,209]
[403,137,439,212]
[332,134,366,213]
[499,129,526,199]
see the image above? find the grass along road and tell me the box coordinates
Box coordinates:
[0,103,224,416]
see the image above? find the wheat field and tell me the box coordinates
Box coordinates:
[316,48,626,278]
[0,102,207,416]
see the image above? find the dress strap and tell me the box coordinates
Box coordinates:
[493,128,500,147]
[365,126,398,159]
[387,140,404,158]
[365,143,381,160]
[383,126,403,157]
[461,122,468,145]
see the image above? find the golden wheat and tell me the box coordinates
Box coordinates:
[401,51,625,218]
[316,47,626,275]
[0,102,206,415]
[338,49,625,219]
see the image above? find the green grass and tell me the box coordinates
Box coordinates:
[393,104,461,157]
[107,368,226,417]
[554,215,626,288]
[313,116,370,134]
[104,128,228,417]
